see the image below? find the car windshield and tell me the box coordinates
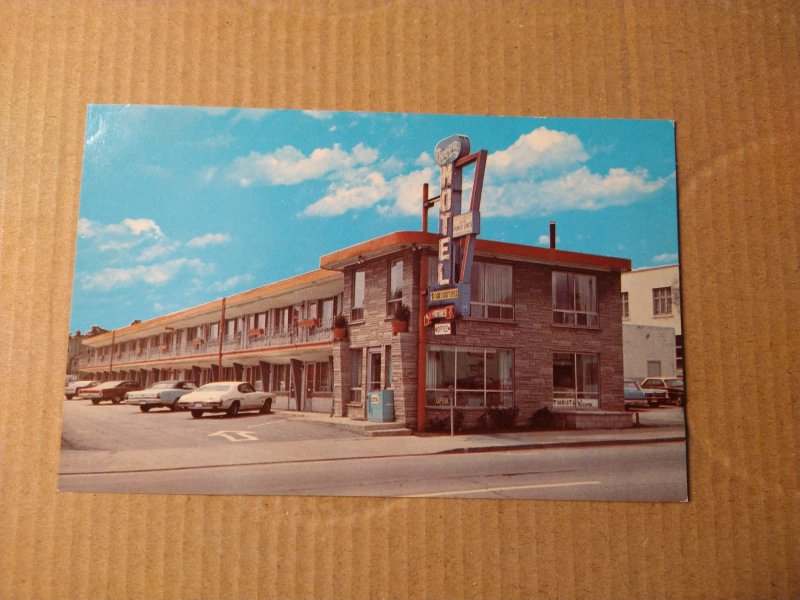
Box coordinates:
[197,384,232,392]
[665,379,684,387]
[150,381,179,389]
[97,381,124,389]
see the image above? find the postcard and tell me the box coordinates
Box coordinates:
[60,105,686,501]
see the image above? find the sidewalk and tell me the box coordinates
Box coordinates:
[59,409,686,476]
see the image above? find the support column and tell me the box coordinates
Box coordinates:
[233,362,244,381]
[191,366,202,387]
[289,359,303,412]
[210,364,220,382]
[258,361,271,392]
[332,338,351,417]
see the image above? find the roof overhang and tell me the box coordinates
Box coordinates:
[319,230,631,273]
[83,269,342,347]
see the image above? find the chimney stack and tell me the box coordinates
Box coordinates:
[549,221,556,249]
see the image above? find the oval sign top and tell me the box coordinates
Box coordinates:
[434,135,471,166]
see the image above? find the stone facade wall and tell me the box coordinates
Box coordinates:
[342,249,626,430]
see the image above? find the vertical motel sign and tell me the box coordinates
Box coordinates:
[426,135,488,317]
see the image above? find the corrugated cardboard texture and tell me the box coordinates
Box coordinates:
[1,1,798,598]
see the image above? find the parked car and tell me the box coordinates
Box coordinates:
[79,380,142,405]
[641,376,685,406]
[624,379,649,409]
[64,380,97,400]
[125,380,198,412]
[625,378,670,408]
[177,381,274,419]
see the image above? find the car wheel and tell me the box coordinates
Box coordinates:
[259,398,272,414]
[191,410,204,419]
[111,397,122,404]
[91,399,100,405]
[140,405,150,413]
[170,399,181,411]
[226,401,240,417]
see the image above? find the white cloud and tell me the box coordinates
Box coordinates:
[384,167,436,216]
[482,166,668,217]
[652,252,679,263]
[302,170,391,216]
[537,234,560,246]
[229,142,379,186]
[201,166,218,183]
[303,110,334,120]
[211,274,255,292]
[121,218,163,238]
[328,125,337,132]
[231,108,271,123]
[415,152,432,167]
[80,258,207,290]
[489,127,589,178]
[186,233,231,248]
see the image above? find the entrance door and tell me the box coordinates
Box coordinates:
[367,348,382,391]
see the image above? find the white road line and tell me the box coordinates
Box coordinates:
[247,419,288,429]
[402,480,602,498]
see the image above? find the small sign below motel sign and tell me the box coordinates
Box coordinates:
[426,135,488,318]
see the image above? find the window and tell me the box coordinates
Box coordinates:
[386,259,404,317]
[208,322,219,341]
[471,262,514,319]
[426,346,513,408]
[321,298,334,328]
[553,353,599,403]
[350,348,363,404]
[653,287,673,315]
[275,307,291,333]
[352,270,365,321]
[621,291,629,319]
[553,272,598,327]
[385,345,393,388]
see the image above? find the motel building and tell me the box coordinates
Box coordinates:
[79,137,633,432]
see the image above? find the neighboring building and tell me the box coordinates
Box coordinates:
[66,325,108,377]
[79,231,631,431]
[622,324,677,380]
[620,265,683,376]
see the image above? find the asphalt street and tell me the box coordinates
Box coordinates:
[59,398,688,501]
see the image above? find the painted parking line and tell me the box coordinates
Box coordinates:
[401,480,601,498]
[208,431,259,442]
[246,419,289,429]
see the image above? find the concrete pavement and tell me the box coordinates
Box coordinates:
[59,408,686,477]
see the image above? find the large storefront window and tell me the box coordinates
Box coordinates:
[552,353,599,402]
[552,272,598,326]
[426,346,513,408]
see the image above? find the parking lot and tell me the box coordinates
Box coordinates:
[60,397,363,453]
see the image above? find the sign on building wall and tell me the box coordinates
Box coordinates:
[426,135,488,319]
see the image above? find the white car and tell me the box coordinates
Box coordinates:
[125,380,198,412]
[177,381,274,419]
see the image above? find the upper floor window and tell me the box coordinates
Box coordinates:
[621,291,629,319]
[386,259,404,317]
[471,262,513,319]
[553,272,598,327]
[352,270,366,321]
[652,287,673,315]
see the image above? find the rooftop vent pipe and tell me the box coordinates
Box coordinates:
[549,221,556,249]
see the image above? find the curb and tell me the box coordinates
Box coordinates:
[436,435,687,455]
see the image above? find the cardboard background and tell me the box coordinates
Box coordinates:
[1,2,797,598]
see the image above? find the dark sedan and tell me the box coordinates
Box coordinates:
[79,380,142,405]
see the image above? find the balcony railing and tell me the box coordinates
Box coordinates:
[80,323,335,369]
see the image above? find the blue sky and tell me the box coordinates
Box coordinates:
[71,105,678,332]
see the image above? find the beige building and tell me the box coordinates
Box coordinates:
[620,264,683,375]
